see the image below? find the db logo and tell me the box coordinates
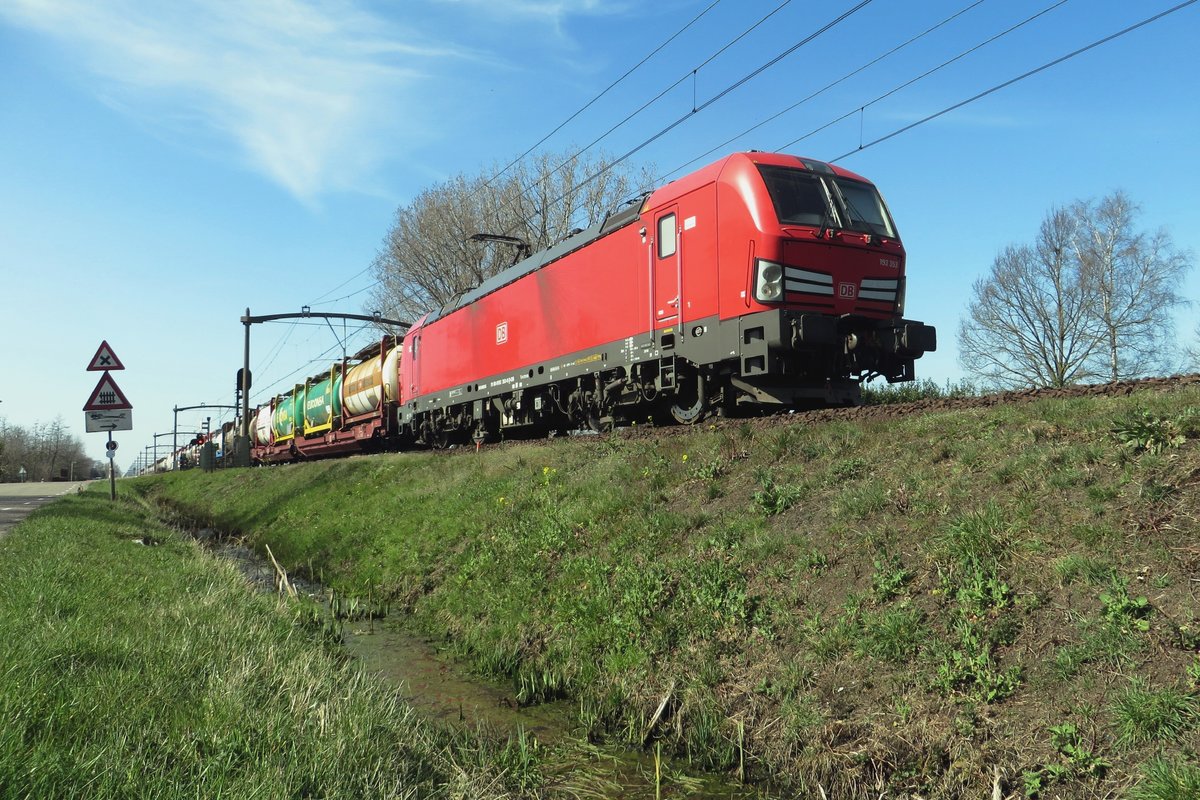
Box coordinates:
[496,321,509,344]
[838,283,857,299]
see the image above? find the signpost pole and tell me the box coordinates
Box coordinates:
[108,431,116,501]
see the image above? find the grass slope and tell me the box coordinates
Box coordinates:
[128,386,1200,799]
[0,491,519,799]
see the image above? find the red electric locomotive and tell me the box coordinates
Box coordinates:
[398,151,935,446]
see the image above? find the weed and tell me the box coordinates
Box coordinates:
[688,452,731,482]
[1048,721,1110,777]
[1111,677,1197,748]
[934,618,1021,704]
[949,563,1012,616]
[799,549,829,574]
[1112,409,1187,455]
[1100,577,1152,633]
[1022,721,1110,798]
[870,552,912,602]
[751,468,803,515]
[1022,763,1071,797]
[829,456,868,482]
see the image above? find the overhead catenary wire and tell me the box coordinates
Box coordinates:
[531,0,801,191]
[517,0,878,234]
[657,0,990,183]
[829,0,1199,162]
[485,0,728,187]
[769,0,1074,152]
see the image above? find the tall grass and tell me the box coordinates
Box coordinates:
[0,491,514,800]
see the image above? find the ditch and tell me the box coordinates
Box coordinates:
[207,530,775,799]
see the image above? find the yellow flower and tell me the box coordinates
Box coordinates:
[682,453,689,462]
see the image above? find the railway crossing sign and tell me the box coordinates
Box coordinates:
[87,340,125,371]
[83,361,133,432]
[83,372,132,411]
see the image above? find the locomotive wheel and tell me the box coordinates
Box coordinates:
[669,371,708,425]
[586,412,612,433]
[472,423,497,445]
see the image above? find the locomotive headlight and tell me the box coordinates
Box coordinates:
[896,277,907,316]
[755,260,784,303]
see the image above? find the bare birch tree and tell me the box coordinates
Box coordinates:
[958,208,1101,388]
[369,150,652,321]
[1073,190,1190,380]
[959,192,1193,388]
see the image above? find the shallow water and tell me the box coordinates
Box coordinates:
[209,532,772,798]
[345,620,770,800]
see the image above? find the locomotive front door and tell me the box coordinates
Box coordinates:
[652,207,680,327]
[407,333,420,399]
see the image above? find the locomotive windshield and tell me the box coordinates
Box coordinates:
[758,165,897,239]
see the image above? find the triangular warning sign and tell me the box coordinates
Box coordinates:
[83,373,133,411]
[87,340,125,371]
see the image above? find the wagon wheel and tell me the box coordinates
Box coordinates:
[669,370,708,425]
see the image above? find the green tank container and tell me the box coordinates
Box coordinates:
[272,388,299,442]
[304,371,342,435]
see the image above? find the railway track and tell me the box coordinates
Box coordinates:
[477,372,1200,450]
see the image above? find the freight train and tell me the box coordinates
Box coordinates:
[162,151,936,471]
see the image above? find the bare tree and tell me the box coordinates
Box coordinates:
[0,416,91,481]
[1073,190,1191,381]
[369,150,653,321]
[959,193,1193,388]
[1187,321,1200,371]
[958,208,1101,388]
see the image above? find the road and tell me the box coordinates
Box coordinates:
[0,482,90,538]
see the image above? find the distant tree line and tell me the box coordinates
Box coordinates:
[0,418,103,482]
[958,190,1193,389]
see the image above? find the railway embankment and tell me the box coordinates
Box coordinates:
[5,378,1199,798]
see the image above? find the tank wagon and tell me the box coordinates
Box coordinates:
[251,337,402,463]
[231,151,935,464]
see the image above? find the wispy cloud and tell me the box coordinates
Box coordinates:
[1,0,475,201]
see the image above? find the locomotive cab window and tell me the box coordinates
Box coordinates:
[758,165,831,227]
[831,177,897,239]
[657,214,677,258]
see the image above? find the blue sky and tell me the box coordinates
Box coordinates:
[1,0,1197,468]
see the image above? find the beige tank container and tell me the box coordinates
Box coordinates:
[341,344,401,417]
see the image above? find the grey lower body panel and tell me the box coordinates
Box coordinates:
[401,310,936,439]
